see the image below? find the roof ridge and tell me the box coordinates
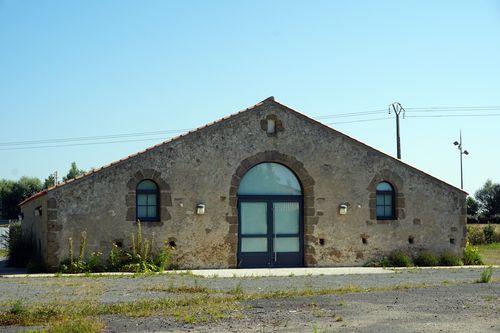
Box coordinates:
[270,98,466,194]
[19,97,275,205]
[19,96,465,206]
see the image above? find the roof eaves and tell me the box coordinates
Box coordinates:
[271,98,467,195]
[20,97,272,205]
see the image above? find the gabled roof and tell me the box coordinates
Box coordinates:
[20,97,465,206]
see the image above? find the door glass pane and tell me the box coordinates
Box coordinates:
[137,194,147,205]
[137,180,157,190]
[274,237,299,252]
[240,202,267,235]
[274,202,299,234]
[241,237,267,252]
[238,163,302,195]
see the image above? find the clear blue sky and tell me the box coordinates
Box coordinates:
[1,1,499,194]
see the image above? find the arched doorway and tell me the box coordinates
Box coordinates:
[237,162,304,268]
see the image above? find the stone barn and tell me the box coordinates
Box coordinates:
[20,97,467,269]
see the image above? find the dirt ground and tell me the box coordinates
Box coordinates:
[0,267,498,332]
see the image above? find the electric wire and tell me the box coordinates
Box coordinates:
[1,105,499,151]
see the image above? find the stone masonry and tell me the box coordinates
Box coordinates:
[20,97,467,269]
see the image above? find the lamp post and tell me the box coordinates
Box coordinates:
[453,131,469,190]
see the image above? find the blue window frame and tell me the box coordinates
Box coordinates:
[136,180,159,222]
[376,181,395,220]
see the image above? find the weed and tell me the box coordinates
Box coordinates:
[46,318,104,333]
[463,242,483,265]
[388,250,412,267]
[413,251,439,267]
[229,283,243,295]
[9,301,27,316]
[439,251,463,266]
[477,266,493,283]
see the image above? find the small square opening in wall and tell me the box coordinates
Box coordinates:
[319,238,325,246]
[450,238,456,245]
[408,236,414,244]
[361,237,368,245]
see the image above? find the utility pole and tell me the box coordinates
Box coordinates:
[389,102,406,159]
[453,131,469,190]
[54,171,58,186]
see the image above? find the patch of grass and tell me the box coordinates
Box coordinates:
[477,243,500,265]
[145,284,210,294]
[0,280,437,331]
[439,251,463,266]
[228,283,243,295]
[388,251,413,267]
[477,266,493,283]
[44,318,104,333]
[1,295,240,328]
[413,251,439,267]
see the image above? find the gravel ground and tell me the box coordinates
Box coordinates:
[0,267,498,332]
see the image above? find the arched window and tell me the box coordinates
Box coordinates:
[237,162,302,195]
[136,180,159,221]
[376,182,395,220]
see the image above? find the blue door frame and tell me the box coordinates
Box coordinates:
[237,195,304,268]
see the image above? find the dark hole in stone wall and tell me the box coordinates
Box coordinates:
[408,236,414,244]
[450,238,455,245]
[319,239,325,246]
[114,240,123,248]
[168,240,177,248]
[362,237,368,245]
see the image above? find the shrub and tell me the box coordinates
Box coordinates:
[439,251,463,266]
[463,242,483,265]
[388,250,412,267]
[477,266,493,283]
[87,252,105,272]
[483,224,496,244]
[467,225,485,245]
[5,223,39,268]
[363,257,390,267]
[413,251,439,267]
[58,231,89,273]
[58,222,176,274]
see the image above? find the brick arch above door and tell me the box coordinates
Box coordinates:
[226,151,317,267]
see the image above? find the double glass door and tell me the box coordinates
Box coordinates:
[238,197,303,268]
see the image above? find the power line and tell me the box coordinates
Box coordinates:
[407,113,500,118]
[0,137,170,151]
[1,106,500,151]
[0,129,191,146]
[326,117,391,125]
[406,105,500,110]
[315,109,387,119]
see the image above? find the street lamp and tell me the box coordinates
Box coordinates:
[453,131,469,190]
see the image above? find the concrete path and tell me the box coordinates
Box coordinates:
[181,266,393,277]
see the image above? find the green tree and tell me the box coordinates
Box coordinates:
[466,196,479,217]
[475,179,500,219]
[63,162,85,181]
[0,177,42,219]
[43,174,56,189]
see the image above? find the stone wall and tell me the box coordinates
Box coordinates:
[24,99,466,268]
[20,195,48,261]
